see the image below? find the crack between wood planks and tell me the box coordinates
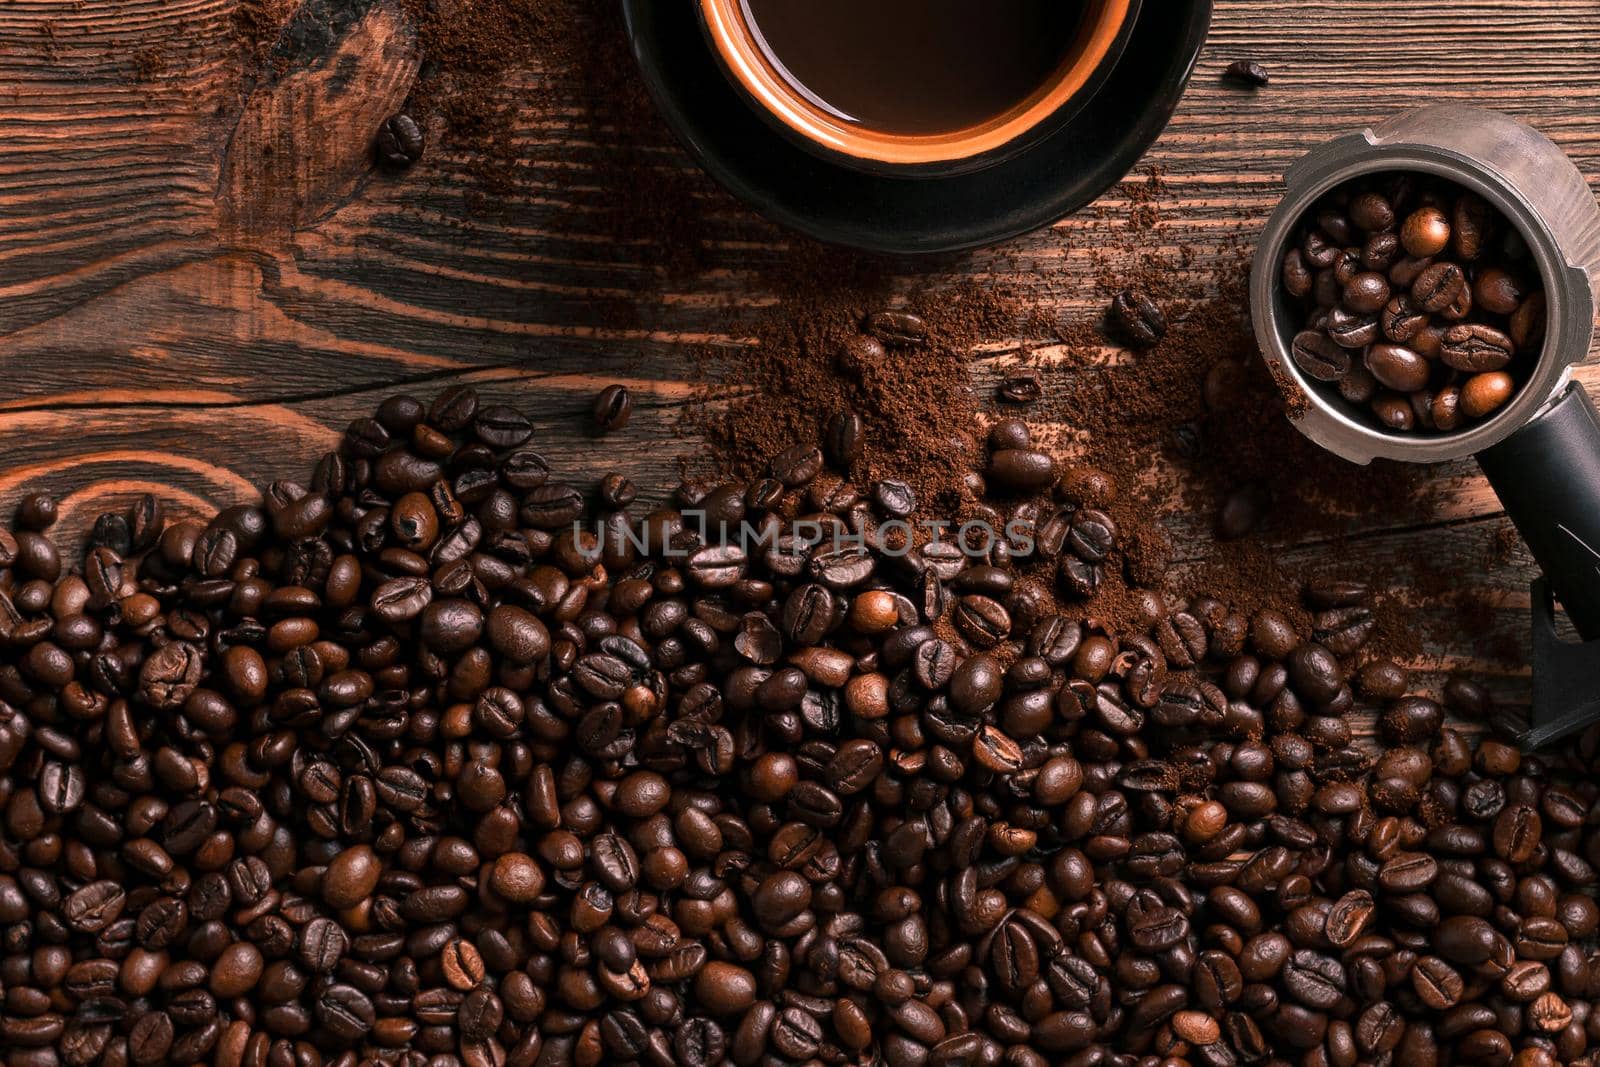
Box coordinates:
[1171,508,1513,565]
[4,366,1517,546]
[2,363,533,416]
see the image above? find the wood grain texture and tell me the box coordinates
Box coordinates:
[5,0,1600,713]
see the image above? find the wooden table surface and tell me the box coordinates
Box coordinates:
[4,0,1600,709]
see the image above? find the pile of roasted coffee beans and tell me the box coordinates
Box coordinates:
[0,384,1596,1067]
[1282,172,1547,432]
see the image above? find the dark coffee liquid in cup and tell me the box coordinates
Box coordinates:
[741,0,1090,136]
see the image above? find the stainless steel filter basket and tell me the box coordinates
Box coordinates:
[1251,104,1600,464]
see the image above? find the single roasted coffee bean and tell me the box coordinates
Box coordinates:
[771,443,823,486]
[865,309,928,345]
[1348,191,1394,233]
[1474,266,1525,314]
[1440,323,1515,372]
[1290,330,1349,381]
[1402,205,1452,258]
[593,383,633,432]
[1222,59,1270,86]
[316,983,375,1040]
[442,938,487,989]
[298,917,348,972]
[1381,294,1428,341]
[1363,230,1401,270]
[823,410,864,467]
[1217,482,1268,540]
[375,112,425,168]
[1462,370,1515,417]
[473,404,534,448]
[694,962,757,1015]
[16,490,58,529]
[954,595,1011,648]
[1342,272,1390,314]
[1363,390,1414,428]
[1325,307,1380,348]
[1412,261,1467,312]
[1430,384,1462,430]
[210,942,264,997]
[997,372,1043,404]
[1110,288,1167,347]
[1283,248,1313,297]
[1512,290,1548,350]
[63,881,126,933]
[322,844,381,908]
[1365,343,1430,392]
[988,449,1056,492]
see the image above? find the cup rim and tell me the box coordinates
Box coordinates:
[698,0,1134,168]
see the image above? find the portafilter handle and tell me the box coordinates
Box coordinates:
[1251,105,1600,749]
[1478,383,1600,643]
[1476,383,1600,748]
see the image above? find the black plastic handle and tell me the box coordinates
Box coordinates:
[1477,383,1600,642]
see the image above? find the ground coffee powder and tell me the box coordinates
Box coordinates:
[225,0,1518,676]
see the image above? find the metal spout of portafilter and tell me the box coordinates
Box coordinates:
[1250,105,1600,749]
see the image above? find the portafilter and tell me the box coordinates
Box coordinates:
[1251,105,1600,749]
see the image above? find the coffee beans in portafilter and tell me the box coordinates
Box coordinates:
[1283,171,1546,432]
[2,387,1599,1067]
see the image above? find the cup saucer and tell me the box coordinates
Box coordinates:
[622,0,1213,255]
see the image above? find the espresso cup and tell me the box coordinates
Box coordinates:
[698,0,1141,175]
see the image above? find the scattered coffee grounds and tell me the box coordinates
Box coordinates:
[1052,230,1428,539]
[35,18,59,62]
[130,46,168,82]
[230,0,297,74]
[682,272,1019,520]
[1490,522,1522,567]
[1045,279,1407,636]
[1282,172,1544,433]
[2,383,1595,1067]
[395,0,561,194]
[389,0,726,277]
[670,165,1444,652]
[976,169,1440,643]
[1399,526,1531,670]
